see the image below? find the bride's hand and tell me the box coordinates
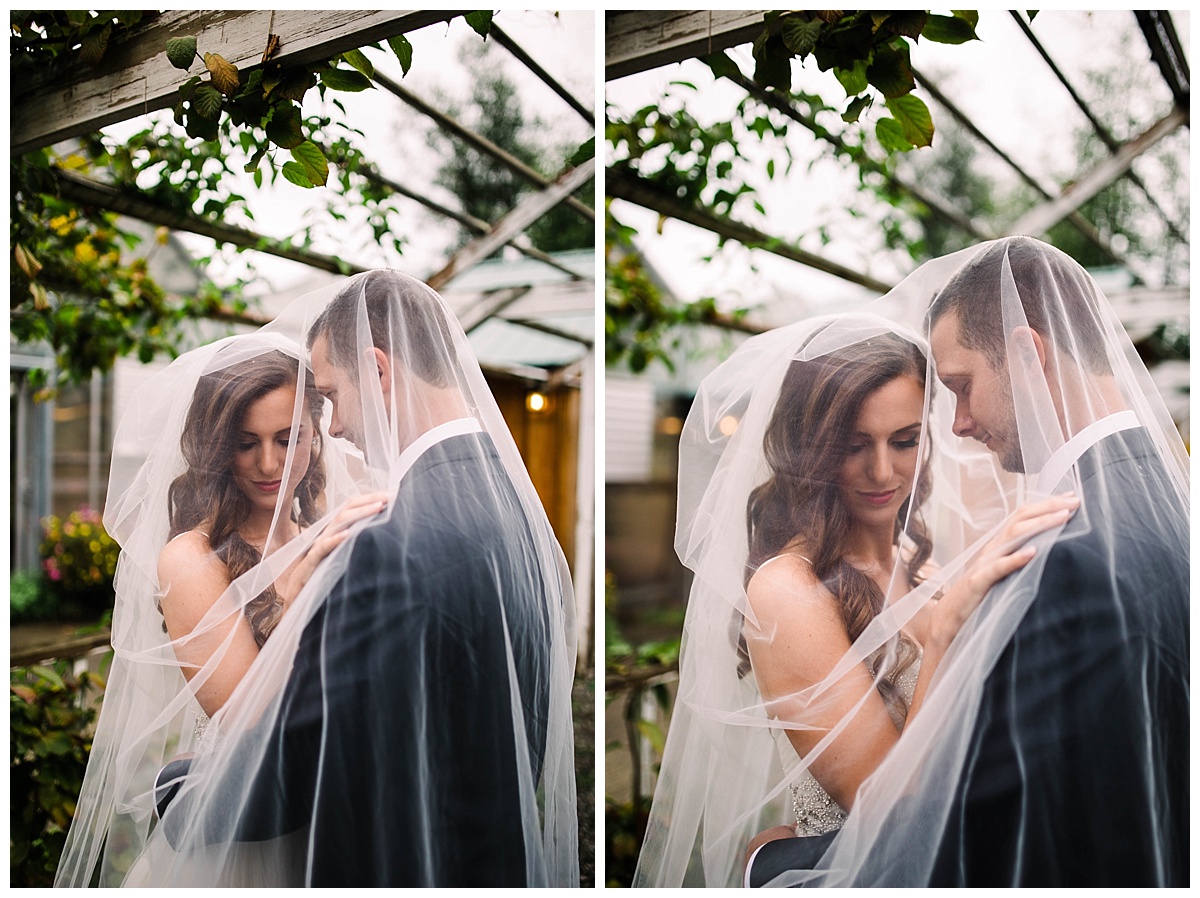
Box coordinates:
[277,492,390,609]
[928,493,1080,651]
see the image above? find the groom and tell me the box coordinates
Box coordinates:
[747,238,1187,886]
[921,238,1188,886]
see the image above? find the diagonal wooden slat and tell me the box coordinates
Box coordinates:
[426,159,595,290]
[605,10,765,81]
[1008,108,1187,238]
[490,24,593,124]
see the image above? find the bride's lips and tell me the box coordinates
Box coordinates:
[254,480,282,493]
[858,489,897,506]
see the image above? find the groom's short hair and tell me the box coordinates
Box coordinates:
[927,237,1112,376]
[306,270,458,388]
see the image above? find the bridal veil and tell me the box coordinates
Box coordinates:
[633,237,1187,886]
[55,270,578,886]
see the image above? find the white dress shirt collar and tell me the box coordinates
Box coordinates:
[395,416,483,484]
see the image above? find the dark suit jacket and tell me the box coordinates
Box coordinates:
[929,428,1188,886]
[750,428,1188,887]
[180,432,554,886]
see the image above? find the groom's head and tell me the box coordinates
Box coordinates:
[927,237,1113,473]
[307,270,460,453]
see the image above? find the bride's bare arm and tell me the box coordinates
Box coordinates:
[158,533,260,717]
[746,558,900,811]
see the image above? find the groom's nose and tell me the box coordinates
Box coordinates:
[951,399,975,438]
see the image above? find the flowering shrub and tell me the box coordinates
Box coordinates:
[39,506,119,617]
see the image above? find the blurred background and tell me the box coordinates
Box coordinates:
[10,10,595,886]
[603,9,1188,886]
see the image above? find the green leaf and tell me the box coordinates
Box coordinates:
[79,24,111,66]
[866,41,915,98]
[342,48,374,78]
[66,10,90,26]
[464,11,494,38]
[165,36,197,70]
[567,136,595,167]
[290,141,329,187]
[320,67,373,92]
[253,168,263,189]
[265,102,305,149]
[703,50,740,81]
[875,116,914,152]
[752,31,792,92]
[952,10,980,28]
[281,161,315,188]
[184,110,219,141]
[766,158,775,179]
[879,11,928,39]
[885,94,933,147]
[244,145,267,173]
[388,34,413,75]
[634,719,666,754]
[272,70,317,103]
[842,94,872,123]
[834,58,868,96]
[30,665,65,690]
[192,84,222,119]
[780,17,822,58]
[923,14,979,44]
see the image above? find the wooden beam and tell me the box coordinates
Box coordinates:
[12,10,461,156]
[375,72,595,223]
[426,158,595,290]
[1008,107,1187,238]
[605,10,766,81]
[491,24,593,124]
[52,167,367,276]
[460,286,532,334]
[608,167,894,295]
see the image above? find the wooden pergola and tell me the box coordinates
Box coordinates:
[605,10,1189,307]
[11,9,597,665]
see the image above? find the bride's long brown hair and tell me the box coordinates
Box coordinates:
[167,350,326,646]
[742,331,932,720]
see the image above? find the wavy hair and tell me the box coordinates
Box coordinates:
[742,330,931,721]
[167,350,326,646]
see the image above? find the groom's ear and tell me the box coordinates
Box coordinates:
[368,346,393,399]
[1009,325,1047,372]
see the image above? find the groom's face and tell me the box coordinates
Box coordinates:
[930,308,1024,473]
[310,334,367,452]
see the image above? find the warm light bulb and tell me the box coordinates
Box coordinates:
[526,391,547,413]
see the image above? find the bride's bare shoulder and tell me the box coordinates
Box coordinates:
[157,530,226,595]
[745,551,839,625]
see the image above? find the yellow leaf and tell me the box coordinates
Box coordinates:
[203,52,240,95]
[50,213,76,236]
[60,153,89,171]
[75,241,98,264]
[155,226,170,245]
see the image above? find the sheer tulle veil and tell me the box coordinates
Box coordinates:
[633,237,1187,887]
[55,270,578,886]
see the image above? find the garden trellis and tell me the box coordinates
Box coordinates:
[11,9,596,664]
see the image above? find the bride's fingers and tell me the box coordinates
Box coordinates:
[993,505,1076,553]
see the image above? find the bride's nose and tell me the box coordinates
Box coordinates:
[258,442,284,475]
[867,446,893,483]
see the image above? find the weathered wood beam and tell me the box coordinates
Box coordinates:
[427,159,595,290]
[375,72,595,223]
[1011,11,1187,245]
[608,167,894,295]
[51,167,366,276]
[12,10,461,156]
[1008,107,1187,238]
[508,318,595,348]
[491,24,593,124]
[460,286,532,334]
[1135,10,1190,110]
[605,10,766,81]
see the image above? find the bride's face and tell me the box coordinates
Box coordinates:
[231,385,313,514]
[836,374,924,531]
